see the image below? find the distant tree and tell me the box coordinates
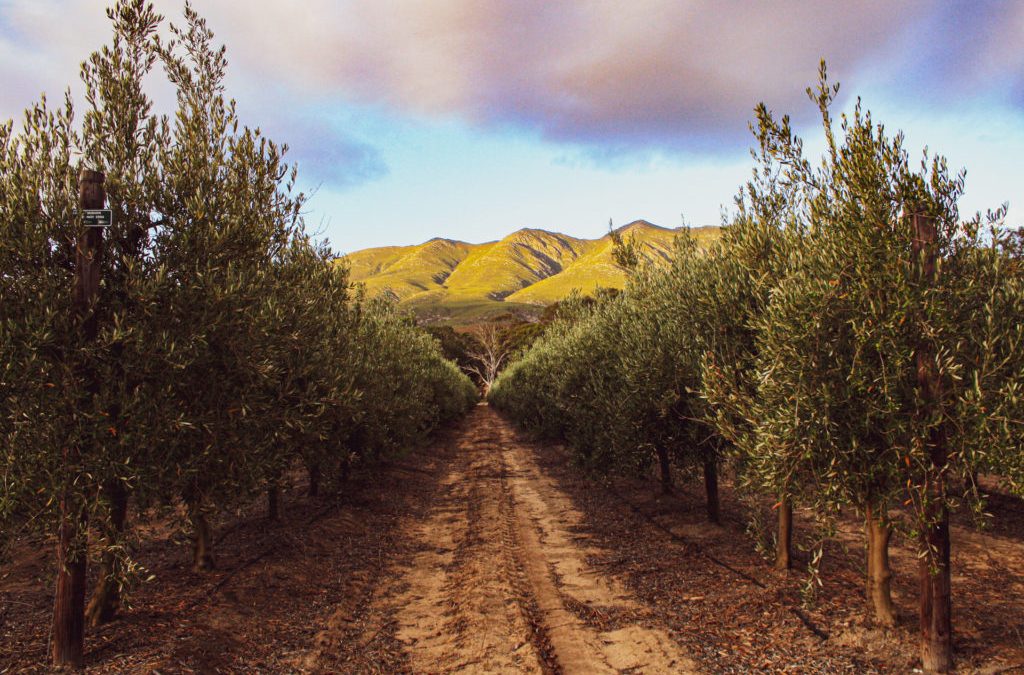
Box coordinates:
[609,219,641,270]
[425,326,481,375]
[464,322,513,395]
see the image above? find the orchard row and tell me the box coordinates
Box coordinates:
[490,65,1024,673]
[0,2,476,668]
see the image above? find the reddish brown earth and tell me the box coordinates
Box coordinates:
[2,403,1023,673]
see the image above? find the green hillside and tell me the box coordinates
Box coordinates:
[345,238,476,301]
[340,220,721,322]
[507,221,700,305]
[443,229,593,300]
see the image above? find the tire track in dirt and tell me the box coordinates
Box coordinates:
[498,416,697,674]
[345,403,697,674]
[385,418,546,674]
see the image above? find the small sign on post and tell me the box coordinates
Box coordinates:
[82,209,113,227]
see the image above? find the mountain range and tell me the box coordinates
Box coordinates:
[341,220,720,322]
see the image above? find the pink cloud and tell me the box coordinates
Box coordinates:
[191,0,939,147]
[3,1,1021,154]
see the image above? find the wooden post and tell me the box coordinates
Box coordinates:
[52,168,105,669]
[912,211,952,673]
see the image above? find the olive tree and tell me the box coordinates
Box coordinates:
[707,65,1024,670]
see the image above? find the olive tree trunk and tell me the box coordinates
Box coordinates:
[703,458,720,523]
[775,498,792,571]
[865,503,897,627]
[919,504,952,672]
[267,484,280,521]
[656,446,672,495]
[308,463,320,498]
[85,481,128,627]
[187,499,215,571]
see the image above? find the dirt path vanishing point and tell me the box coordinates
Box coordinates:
[305,402,697,674]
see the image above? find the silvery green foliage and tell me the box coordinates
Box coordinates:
[492,62,1024,540]
[705,64,1024,529]
[1,1,475,580]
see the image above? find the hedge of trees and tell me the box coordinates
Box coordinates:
[0,2,477,668]
[489,64,1024,672]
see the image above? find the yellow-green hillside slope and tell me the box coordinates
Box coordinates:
[507,221,698,305]
[340,220,720,322]
[442,229,593,301]
[344,238,476,301]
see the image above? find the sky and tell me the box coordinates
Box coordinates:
[2,1,1023,253]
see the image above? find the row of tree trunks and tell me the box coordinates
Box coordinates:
[653,448,723,526]
[58,460,334,667]
[654,448,722,527]
[192,468,334,571]
[772,496,898,627]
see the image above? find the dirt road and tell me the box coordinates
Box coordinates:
[304,402,696,674]
[5,402,1023,672]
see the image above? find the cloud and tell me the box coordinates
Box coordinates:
[0,0,388,189]
[3,1,1023,161]
[272,114,389,189]
[0,0,103,121]
[186,0,1024,154]
[952,2,1024,104]
[864,2,1024,107]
